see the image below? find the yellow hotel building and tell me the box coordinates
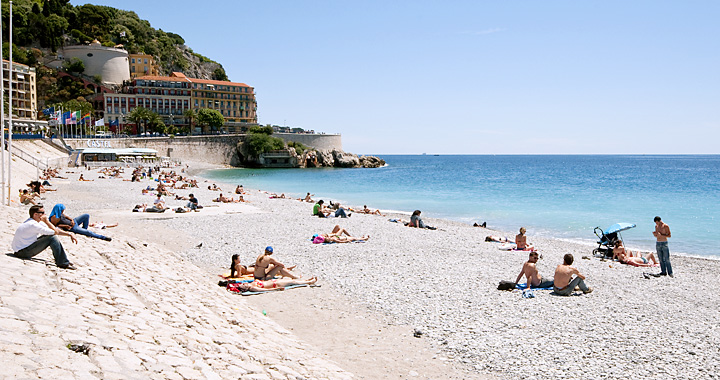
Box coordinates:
[172,72,257,125]
[128,53,160,79]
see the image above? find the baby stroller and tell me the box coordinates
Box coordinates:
[593,223,636,258]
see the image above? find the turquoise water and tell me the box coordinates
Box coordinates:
[203,155,720,258]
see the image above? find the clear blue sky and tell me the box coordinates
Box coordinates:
[70,0,719,154]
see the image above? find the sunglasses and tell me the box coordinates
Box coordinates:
[35,211,45,214]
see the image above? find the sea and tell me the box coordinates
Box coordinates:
[203,155,720,259]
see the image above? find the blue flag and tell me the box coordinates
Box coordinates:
[110,120,119,126]
[61,111,71,125]
[42,106,55,115]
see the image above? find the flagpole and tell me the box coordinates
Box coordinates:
[7,1,13,205]
[0,6,5,205]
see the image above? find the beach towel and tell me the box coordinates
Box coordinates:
[515,283,554,291]
[309,237,367,245]
[227,283,310,296]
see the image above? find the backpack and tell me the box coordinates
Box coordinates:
[497,280,516,291]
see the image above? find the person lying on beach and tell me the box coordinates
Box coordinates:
[132,204,165,212]
[78,174,94,182]
[269,193,286,199]
[234,277,318,293]
[485,235,513,243]
[331,202,350,218]
[89,221,118,229]
[515,227,535,251]
[515,251,554,288]
[20,189,39,205]
[28,181,55,193]
[208,184,222,191]
[213,193,241,203]
[254,246,300,280]
[235,185,245,194]
[473,222,487,228]
[553,254,593,295]
[359,205,383,215]
[409,210,436,230]
[49,204,111,241]
[614,242,658,267]
[313,225,370,243]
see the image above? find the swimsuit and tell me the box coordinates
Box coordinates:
[253,279,277,289]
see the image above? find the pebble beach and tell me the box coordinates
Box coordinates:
[3,159,719,379]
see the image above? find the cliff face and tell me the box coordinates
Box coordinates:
[168,46,224,80]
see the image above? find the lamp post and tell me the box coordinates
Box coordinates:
[169,113,173,135]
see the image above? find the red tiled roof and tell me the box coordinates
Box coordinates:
[188,77,251,88]
[134,75,191,83]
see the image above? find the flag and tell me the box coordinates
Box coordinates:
[95,118,105,127]
[110,120,119,126]
[54,110,61,121]
[82,113,91,124]
[72,111,80,123]
[62,111,71,125]
[42,107,55,115]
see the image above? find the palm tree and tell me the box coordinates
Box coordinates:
[183,109,196,135]
[127,107,152,135]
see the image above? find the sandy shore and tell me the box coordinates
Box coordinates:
[5,160,720,379]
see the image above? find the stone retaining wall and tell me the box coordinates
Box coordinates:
[65,133,342,166]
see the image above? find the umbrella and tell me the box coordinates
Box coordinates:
[605,223,636,235]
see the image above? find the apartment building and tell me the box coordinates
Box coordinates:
[172,73,257,130]
[104,74,192,133]
[2,60,37,120]
[128,53,160,79]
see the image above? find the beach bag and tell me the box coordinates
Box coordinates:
[497,280,516,291]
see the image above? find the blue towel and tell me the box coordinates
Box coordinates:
[515,283,553,290]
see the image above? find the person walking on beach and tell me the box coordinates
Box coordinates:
[553,254,593,295]
[652,216,673,277]
[12,204,78,270]
[515,251,553,288]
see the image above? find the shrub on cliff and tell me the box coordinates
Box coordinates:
[287,141,308,155]
[248,125,274,135]
[245,133,285,158]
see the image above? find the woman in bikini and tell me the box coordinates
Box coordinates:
[235,277,318,293]
[254,246,300,280]
[230,254,297,278]
[614,241,658,267]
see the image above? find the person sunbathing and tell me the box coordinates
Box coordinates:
[360,205,383,215]
[229,254,296,278]
[19,189,38,205]
[614,241,658,267]
[515,227,535,251]
[254,246,300,280]
[78,174,94,181]
[213,193,240,203]
[235,185,245,194]
[486,235,513,243]
[303,192,314,202]
[234,277,318,293]
[313,225,370,243]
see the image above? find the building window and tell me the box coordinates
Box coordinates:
[144,59,148,64]
[132,58,135,63]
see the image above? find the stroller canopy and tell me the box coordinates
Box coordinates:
[605,222,636,235]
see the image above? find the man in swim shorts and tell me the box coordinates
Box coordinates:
[515,251,554,288]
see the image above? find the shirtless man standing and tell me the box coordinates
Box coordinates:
[652,216,673,278]
[515,251,554,288]
[553,254,593,296]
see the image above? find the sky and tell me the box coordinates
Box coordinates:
[69,0,719,155]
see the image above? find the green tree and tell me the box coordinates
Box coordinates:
[40,13,69,51]
[245,133,286,159]
[248,125,274,135]
[127,106,152,135]
[196,108,224,133]
[183,109,196,134]
[148,113,166,134]
[62,57,85,74]
[212,67,229,81]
